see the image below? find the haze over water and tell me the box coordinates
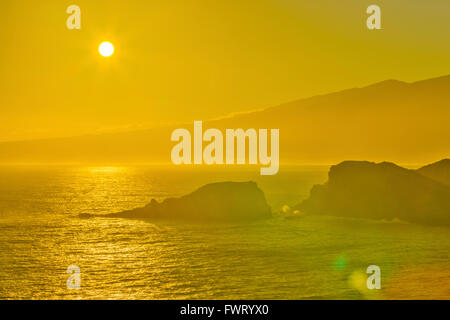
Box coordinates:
[0,165,448,299]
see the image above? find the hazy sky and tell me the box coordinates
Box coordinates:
[1,0,449,141]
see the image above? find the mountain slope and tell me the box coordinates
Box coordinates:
[1,75,449,164]
[417,159,450,186]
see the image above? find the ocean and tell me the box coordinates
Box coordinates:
[0,165,448,299]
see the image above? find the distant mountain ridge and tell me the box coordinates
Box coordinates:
[1,74,449,164]
[296,159,450,226]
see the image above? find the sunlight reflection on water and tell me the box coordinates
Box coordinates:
[0,166,448,299]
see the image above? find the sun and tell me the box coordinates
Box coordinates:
[99,42,114,57]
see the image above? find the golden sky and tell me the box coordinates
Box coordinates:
[1,0,449,142]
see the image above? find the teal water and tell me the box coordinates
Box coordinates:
[0,165,448,299]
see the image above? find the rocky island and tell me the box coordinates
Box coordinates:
[296,160,450,226]
[105,181,272,222]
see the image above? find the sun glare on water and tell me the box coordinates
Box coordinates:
[99,42,114,57]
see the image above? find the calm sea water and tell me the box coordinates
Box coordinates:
[0,165,448,299]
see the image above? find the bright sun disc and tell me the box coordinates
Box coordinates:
[99,42,114,57]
